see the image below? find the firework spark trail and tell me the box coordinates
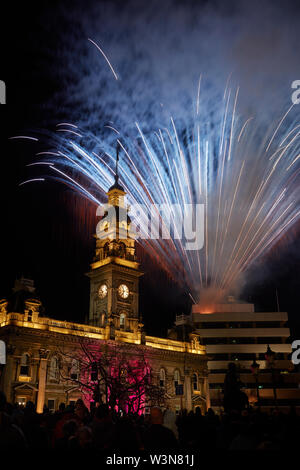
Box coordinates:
[220,190,287,290]
[227,87,239,162]
[211,139,227,284]
[49,166,101,204]
[10,136,39,141]
[88,38,119,81]
[18,79,300,302]
[237,117,253,142]
[196,75,202,116]
[265,104,294,153]
[223,203,295,289]
[19,178,45,186]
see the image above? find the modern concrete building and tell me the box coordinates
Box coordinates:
[173,297,300,412]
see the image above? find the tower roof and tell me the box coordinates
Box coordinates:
[108,180,125,192]
[7,277,41,314]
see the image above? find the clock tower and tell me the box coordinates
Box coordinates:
[87,148,143,337]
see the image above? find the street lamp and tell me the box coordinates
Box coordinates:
[265,345,277,405]
[250,357,260,403]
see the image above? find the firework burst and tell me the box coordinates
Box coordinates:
[16,40,300,304]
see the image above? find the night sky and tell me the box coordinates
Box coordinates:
[1,0,300,338]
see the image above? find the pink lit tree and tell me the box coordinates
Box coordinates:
[58,340,166,413]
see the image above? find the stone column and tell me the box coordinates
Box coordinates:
[204,376,211,410]
[2,345,15,403]
[184,374,192,411]
[36,349,48,414]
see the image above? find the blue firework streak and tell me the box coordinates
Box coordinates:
[18,67,300,302]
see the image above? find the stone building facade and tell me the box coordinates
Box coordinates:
[0,175,209,414]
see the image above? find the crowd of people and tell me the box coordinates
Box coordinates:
[0,391,299,451]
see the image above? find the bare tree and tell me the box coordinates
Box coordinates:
[58,340,166,413]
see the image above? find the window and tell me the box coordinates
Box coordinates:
[27,309,32,322]
[49,357,59,381]
[48,399,55,412]
[192,373,198,391]
[70,359,79,380]
[20,353,29,376]
[120,313,126,330]
[174,370,181,394]
[91,362,98,382]
[159,368,166,387]
[118,242,126,259]
[257,338,279,344]
[174,370,180,387]
[120,368,127,384]
[17,397,26,407]
[103,242,109,258]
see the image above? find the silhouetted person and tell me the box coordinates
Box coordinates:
[54,419,78,449]
[0,392,27,449]
[92,404,114,450]
[143,407,178,450]
[223,363,248,413]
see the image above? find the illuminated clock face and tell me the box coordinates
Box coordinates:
[98,284,108,299]
[118,284,129,299]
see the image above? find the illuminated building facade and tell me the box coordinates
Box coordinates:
[0,177,208,414]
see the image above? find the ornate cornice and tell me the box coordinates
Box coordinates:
[1,323,208,367]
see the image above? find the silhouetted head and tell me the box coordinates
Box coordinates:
[77,426,93,449]
[228,362,236,372]
[62,419,78,438]
[25,401,35,412]
[59,403,66,412]
[95,404,110,420]
[150,407,163,425]
[75,398,85,408]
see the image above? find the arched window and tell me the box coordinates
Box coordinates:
[120,313,126,330]
[192,373,198,391]
[120,368,127,384]
[70,359,79,380]
[20,353,29,376]
[159,368,166,387]
[49,356,59,381]
[118,242,126,259]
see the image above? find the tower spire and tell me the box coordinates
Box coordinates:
[115,141,120,185]
[108,142,124,193]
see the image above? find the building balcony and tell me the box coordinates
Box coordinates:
[205,344,292,354]
[197,327,290,338]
